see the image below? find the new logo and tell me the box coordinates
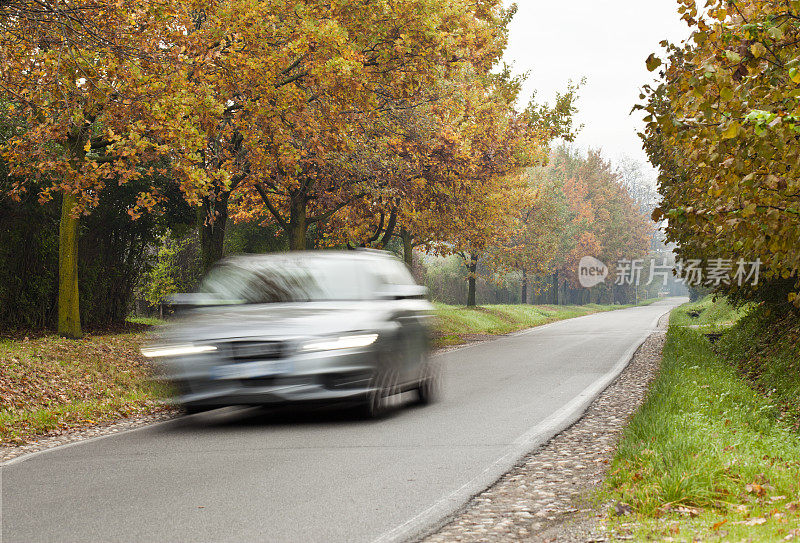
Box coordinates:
[578,256,608,288]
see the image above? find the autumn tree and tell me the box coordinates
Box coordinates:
[516,147,652,305]
[0,0,204,337]
[206,0,517,251]
[562,149,651,302]
[331,65,579,306]
[487,167,571,303]
[641,0,800,305]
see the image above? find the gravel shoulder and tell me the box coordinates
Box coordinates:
[421,313,670,543]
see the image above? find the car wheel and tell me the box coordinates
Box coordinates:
[414,356,441,405]
[361,361,402,419]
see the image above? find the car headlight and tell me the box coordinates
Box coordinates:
[300,334,378,353]
[140,344,218,358]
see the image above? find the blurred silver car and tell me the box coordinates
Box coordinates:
[142,250,439,417]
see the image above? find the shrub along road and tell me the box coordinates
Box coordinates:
[1,299,681,543]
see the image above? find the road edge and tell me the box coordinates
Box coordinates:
[371,303,675,543]
[0,414,180,468]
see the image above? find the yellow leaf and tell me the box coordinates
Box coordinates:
[646,54,662,72]
[722,121,740,140]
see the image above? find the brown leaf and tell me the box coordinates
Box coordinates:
[711,519,728,531]
[745,483,766,497]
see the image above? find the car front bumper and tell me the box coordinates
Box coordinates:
[153,347,379,408]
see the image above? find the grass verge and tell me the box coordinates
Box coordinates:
[0,332,169,446]
[432,301,652,348]
[602,298,800,541]
[126,316,167,327]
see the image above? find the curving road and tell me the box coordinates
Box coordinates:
[1,298,683,543]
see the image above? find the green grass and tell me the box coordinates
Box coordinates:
[432,302,642,348]
[601,299,800,541]
[717,306,800,432]
[126,316,167,326]
[670,295,749,331]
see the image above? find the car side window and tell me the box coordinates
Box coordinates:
[371,259,416,288]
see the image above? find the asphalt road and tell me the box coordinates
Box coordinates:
[1,298,684,543]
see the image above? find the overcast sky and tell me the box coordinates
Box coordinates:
[503,0,691,175]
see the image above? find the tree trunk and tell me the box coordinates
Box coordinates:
[199,191,230,273]
[59,192,82,338]
[466,253,478,307]
[552,271,559,305]
[521,269,528,305]
[400,228,413,268]
[288,194,308,250]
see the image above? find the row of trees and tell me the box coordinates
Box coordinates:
[1,0,581,337]
[641,0,800,307]
[1,0,654,335]
[480,146,654,306]
[140,146,657,310]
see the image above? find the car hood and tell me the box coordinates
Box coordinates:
[155,302,385,344]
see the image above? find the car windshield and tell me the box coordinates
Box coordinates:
[198,258,363,303]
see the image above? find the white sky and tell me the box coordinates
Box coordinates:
[503,0,691,175]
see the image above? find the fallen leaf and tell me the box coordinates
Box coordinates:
[711,519,728,531]
[746,483,766,497]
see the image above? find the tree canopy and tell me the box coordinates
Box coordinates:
[641,0,800,305]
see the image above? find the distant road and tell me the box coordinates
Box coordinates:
[2,298,684,543]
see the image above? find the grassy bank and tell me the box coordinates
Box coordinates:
[670,295,747,330]
[603,298,800,541]
[0,330,168,446]
[1,300,657,446]
[433,301,647,348]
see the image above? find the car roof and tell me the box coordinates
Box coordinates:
[219,250,399,269]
